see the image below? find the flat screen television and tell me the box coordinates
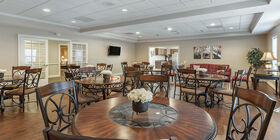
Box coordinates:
[108,46,121,56]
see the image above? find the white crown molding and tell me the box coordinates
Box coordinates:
[137,31,258,43]
[0,12,79,29]
[92,33,138,43]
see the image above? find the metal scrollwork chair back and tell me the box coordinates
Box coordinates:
[79,67,96,79]
[68,65,80,80]
[96,63,107,71]
[12,66,31,80]
[36,81,79,132]
[107,64,113,71]
[121,62,128,74]
[122,69,141,96]
[226,88,276,140]
[140,75,170,97]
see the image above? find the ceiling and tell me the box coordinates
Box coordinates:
[0,0,279,42]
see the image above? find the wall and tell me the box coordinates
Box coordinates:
[135,35,267,73]
[0,23,136,74]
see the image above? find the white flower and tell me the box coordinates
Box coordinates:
[196,68,207,72]
[101,70,112,75]
[127,88,153,103]
[0,69,7,73]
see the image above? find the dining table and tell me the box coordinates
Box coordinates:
[76,76,123,100]
[72,96,217,140]
[0,77,22,112]
[187,74,228,106]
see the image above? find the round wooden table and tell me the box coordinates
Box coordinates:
[73,97,217,140]
[76,76,123,100]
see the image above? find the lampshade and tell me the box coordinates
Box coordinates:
[260,52,277,61]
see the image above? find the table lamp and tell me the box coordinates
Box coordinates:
[260,52,277,69]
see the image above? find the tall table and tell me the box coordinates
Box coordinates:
[253,74,280,96]
[188,74,228,106]
[76,76,123,100]
[72,97,217,140]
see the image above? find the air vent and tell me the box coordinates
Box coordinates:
[124,32,134,35]
[206,25,223,29]
[74,16,95,23]
[102,1,115,6]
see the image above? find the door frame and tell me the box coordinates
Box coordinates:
[18,34,71,85]
[58,43,70,77]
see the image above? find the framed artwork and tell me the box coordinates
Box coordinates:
[212,45,222,59]
[201,46,211,59]
[193,46,202,59]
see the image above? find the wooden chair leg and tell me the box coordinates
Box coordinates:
[246,81,249,89]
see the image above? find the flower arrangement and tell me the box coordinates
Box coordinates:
[127,88,153,103]
[0,69,7,73]
[196,68,207,72]
[100,70,112,75]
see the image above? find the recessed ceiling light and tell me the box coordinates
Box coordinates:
[136,32,140,35]
[71,20,76,23]
[229,27,234,29]
[121,9,128,12]
[42,8,51,13]
[167,27,173,31]
[210,23,216,26]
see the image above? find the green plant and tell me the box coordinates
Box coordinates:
[247,48,264,74]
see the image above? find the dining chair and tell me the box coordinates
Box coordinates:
[107,64,113,71]
[226,88,276,140]
[36,81,78,132]
[5,68,41,112]
[232,66,252,89]
[161,63,175,81]
[173,65,185,98]
[142,62,150,69]
[43,127,123,140]
[133,64,141,71]
[68,65,80,80]
[97,63,107,71]
[121,62,128,75]
[140,75,170,97]
[122,71,141,96]
[177,69,206,105]
[212,70,246,105]
[65,72,99,106]
[79,67,96,79]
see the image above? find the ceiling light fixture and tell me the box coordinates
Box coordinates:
[121,9,128,12]
[71,20,76,23]
[210,23,216,26]
[229,27,234,29]
[136,32,140,35]
[167,27,173,31]
[42,8,51,12]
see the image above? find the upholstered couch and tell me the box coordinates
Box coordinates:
[187,64,232,82]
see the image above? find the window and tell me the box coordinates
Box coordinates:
[71,42,88,66]
[272,36,277,69]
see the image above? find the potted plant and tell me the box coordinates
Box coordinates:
[100,70,112,81]
[127,88,153,113]
[247,48,265,74]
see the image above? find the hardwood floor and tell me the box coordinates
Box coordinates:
[0,81,279,140]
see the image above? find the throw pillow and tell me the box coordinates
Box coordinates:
[193,65,200,70]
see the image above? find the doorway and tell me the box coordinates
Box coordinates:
[149,46,179,70]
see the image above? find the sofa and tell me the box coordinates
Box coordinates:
[187,64,231,82]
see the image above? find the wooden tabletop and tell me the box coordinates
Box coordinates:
[191,74,227,81]
[76,76,123,86]
[72,97,217,140]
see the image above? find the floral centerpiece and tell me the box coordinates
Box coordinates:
[196,68,207,76]
[0,69,6,79]
[127,88,153,113]
[100,70,112,81]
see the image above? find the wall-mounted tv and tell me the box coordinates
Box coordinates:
[108,46,121,56]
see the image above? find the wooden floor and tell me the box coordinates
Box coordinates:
[0,80,279,140]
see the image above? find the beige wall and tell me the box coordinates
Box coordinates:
[0,24,136,74]
[135,35,267,74]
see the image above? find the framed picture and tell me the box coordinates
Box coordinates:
[193,46,202,59]
[212,45,222,59]
[201,46,211,59]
